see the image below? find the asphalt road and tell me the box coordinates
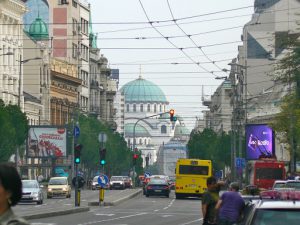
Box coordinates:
[27,190,203,225]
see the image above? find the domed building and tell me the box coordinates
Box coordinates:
[120,76,175,167]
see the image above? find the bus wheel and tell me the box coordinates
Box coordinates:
[176,194,182,199]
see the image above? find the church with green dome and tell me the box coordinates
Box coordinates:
[120,76,177,167]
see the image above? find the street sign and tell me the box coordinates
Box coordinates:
[97,174,109,188]
[98,132,107,143]
[73,126,80,138]
[235,158,246,168]
[144,172,151,178]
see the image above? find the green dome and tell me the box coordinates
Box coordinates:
[28,16,49,41]
[125,123,150,136]
[120,77,168,103]
[174,125,190,136]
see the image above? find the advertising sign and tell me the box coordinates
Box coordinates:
[246,124,274,160]
[27,126,67,158]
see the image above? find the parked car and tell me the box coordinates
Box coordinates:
[286,180,300,190]
[21,180,43,204]
[145,178,170,198]
[109,176,126,190]
[272,180,287,190]
[47,177,71,198]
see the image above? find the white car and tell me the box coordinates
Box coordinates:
[109,176,125,190]
[21,180,44,205]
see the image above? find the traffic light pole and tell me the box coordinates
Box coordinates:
[75,163,79,206]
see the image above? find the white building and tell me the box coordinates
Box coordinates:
[120,76,175,166]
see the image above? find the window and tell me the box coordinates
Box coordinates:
[80,70,88,86]
[72,0,77,7]
[72,43,77,58]
[159,104,162,112]
[80,44,89,61]
[154,104,157,113]
[133,104,136,112]
[126,104,129,112]
[147,104,150,112]
[140,104,143,112]
[59,0,69,4]
[80,18,88,35]
[72,18,78,35]
[161,125,167,134]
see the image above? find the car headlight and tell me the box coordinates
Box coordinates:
[32,192,38,195]
[62,188,67,191]
[48,188,52,191]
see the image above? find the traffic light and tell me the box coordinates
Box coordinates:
[99,148,106,165]
[169,109,177,121]
[133,153,138,166]
[74,144,82,164]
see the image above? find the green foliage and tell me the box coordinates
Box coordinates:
[0,100,29,161]
[271,39,300,159]
[187,128,231,171]
[73,114,138,176]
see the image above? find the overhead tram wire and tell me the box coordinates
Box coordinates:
[166,0,225,73]
[138,0,214,75]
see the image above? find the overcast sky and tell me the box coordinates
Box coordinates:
[88,0,254,130]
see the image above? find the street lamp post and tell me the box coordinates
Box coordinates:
[16,55,42,171]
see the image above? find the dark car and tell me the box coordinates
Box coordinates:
[145,178,170,198]
[239,191,300,225]
[123,176,133,189]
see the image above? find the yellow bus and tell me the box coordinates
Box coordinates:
[175,158,212,199]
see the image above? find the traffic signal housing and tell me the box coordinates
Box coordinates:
[74,144,82,164]
[169,109,177,122]
[133,153,138,166]
[99,148,106,165]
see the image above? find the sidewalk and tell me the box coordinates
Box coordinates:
[19,189,142,220]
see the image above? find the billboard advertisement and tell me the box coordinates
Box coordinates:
[27,126,67,158]
[245,124,274,160]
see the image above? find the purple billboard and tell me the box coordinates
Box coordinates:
[245,124,274,160]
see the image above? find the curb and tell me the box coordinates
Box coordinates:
[23,206,90,220]
[88,189,142,206]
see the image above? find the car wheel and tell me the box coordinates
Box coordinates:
[47,195,51,199]
[166,194,169,198]
[37,199,43,205]
[146,194,149,197]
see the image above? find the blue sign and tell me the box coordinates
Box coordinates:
[73,126,80,138]
[235,158,246,168]
[144,172,151,178]
[98,174,109,187]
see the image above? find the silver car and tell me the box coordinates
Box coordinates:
[21,180,44,204]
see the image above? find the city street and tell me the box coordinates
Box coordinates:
[27,190,202,225]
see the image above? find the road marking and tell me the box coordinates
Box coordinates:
[95,213,114,216]
[78,212,147,225]
[31,223,57,225]
[180,218,203,225]
[161,215,173,217]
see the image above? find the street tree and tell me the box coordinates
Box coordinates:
[0,100,29,161]
[271,38,300,167]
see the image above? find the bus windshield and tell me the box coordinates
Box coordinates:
[179,165,209,175]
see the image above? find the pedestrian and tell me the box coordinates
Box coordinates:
[202,176,219,225]
[215,182,245,225]
[0,163,30,225]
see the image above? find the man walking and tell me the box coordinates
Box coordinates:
[215,182,245,225]
[202,177,220,225]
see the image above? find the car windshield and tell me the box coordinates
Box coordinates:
[251,209,300,225]
[49,179,67,185]
[22,180,38,188]
[110,177,123,181]
[93,176,98,182]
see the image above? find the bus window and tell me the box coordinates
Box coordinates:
[179,165,209,175]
